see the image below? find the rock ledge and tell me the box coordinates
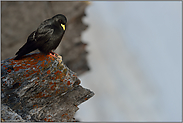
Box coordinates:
[1,53,94,122]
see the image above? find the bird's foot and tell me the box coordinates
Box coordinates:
[49,51,59,58]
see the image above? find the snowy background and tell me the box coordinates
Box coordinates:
[75,1,182,122]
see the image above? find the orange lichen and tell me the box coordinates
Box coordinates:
[33,104,38,108]
[55,76,59,80]
[35,92,43,98]
[44,118,47,121]
[50,84,56,90]
[61,113,68,117]
[47,70,51,74]
[67,81,70,85]
[55,90,59,94]
[51,77,55,80]
[47,119,53,122]
[18,83,21,86]
[14,68,19,71]
[49,82,53,85]
[7,69,11,73]
[17,66,24,70]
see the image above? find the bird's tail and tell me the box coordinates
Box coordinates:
[14,42,37,60]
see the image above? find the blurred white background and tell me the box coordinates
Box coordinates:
[75,1,182,122]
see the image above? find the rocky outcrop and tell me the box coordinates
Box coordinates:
[1,53,94,122]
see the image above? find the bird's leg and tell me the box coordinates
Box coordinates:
[50,51,55,55]
[49,51,59,58]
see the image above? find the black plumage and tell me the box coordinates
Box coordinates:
[14,14,67,60]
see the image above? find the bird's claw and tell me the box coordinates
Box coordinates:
[49,51,59,58]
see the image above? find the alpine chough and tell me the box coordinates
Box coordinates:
[14,14,67,60]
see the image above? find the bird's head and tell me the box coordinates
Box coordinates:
[53,14,67,31]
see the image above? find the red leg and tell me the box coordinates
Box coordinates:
[49,51,59,58]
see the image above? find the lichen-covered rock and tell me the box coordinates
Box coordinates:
[1,53,94,122]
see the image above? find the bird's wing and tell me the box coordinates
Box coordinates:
[35,25,54,43]
[27,31,36,42]
[14,27,54,59]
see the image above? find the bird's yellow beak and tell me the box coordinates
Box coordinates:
[61,24,65,31]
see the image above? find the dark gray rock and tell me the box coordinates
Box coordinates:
[1,53,94,122]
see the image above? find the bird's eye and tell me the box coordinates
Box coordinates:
[59,19,62,23]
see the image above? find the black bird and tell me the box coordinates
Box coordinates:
[14,14,67,60]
